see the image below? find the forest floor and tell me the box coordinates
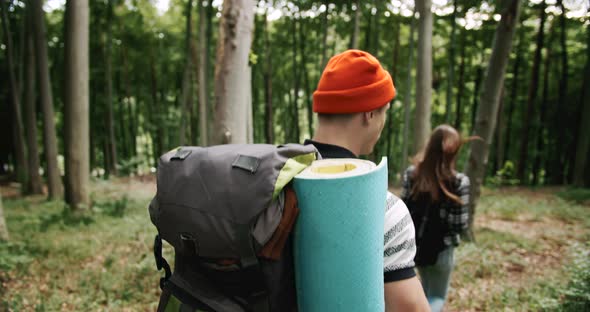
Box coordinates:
[1,177,589,311]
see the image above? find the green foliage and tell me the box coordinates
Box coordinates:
[93,196,129,218]
[118,157,144,176]
[0,241,38,271]
[479,188,590,227]
[446,185,590,311]
[38,207,95,232]
[486,161,520,186]
[557,243,590,311]
[557,188,590,205]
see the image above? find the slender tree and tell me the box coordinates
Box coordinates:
[465,0,522,234]
[121,46,137,159]
[401,10,416,171]
[0,193,7,241]
[445,0,458,123]
[179,0,194,145]
[149,46,162,165]
[263,9,273,144]
[493,88,506,173]
[552,0,569,184]
[532,20,555,186]
[64,0,90,210]
[470,64,483,133]
[386,16,401,168]
[363,1,373,53]
[212,0,255,145]
[300,17,313,139]
[454,27,466,132]
[414,0,433,153]
[291,14,301,142]
[517,0,546,182]
[563,1,578,183]
[1,0,29,191]
[23,13,43,195]
[104,0,118,175]
[573,22,590,187]
[198,0,208,146]
[349,0,360,49]
[319,6,329,73]
[31,0,63,199]
[503,26,524,165]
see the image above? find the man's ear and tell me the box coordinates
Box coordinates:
[362,111,372,125]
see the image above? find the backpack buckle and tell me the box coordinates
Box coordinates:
[171,148,192,161]
[154,234,172,289]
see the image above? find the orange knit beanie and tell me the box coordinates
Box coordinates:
[313,49,396,114]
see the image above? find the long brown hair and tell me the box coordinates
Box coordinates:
[410,125,474,204]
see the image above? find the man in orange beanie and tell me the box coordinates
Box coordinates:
[305,49,429,311]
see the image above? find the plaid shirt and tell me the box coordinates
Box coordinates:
[400,166,470,247]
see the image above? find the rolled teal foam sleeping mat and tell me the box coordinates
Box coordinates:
[293,158,388,311]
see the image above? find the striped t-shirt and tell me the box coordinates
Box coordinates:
[304,139,417,283]
[384,191,417,282]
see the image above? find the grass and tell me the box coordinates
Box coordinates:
[1,180,589,311]
[0,179,162,311]
[447,187,590,311]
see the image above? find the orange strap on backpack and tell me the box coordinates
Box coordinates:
[258,186,299,260]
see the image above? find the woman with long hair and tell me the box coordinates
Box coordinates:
[401,124,473,312]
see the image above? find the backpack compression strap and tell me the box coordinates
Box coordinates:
[154,234,172,289]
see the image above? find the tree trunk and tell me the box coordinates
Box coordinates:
[206,0,214,142]
[573,23,590,187]
[493,88,506,173]
[121,46,137,159]
[401,11,416,170]
[445,0,457,124]
[31,0,63,199]
[559,0,572,183]
[64,0,90,211]
[503,27,524,165]
[198,0,208,146]
[104,0,118,176]
[387,17,401,169]
[1,1,29,191]
[190,39,201,144]
[470,63,483,133]
[179,0,194,146]
[464,0,522,236]
[23,15,43,195]
[0,193,8,241]
[350,0,360,49]
[373,1,380,56]
[212,0,255,145]
[532,26,553,186]
[554,0,582,184]
[300,18,313,139]
[246,71,254,144]
[414,0,433,153]
[363,2,373,52]
[291,16,300,142]
[149,47,162,166]
[454,27,466,132]
[116,82,129,160]
[319,8,329,73]
[517,0,546,183]
[263,10,273,144]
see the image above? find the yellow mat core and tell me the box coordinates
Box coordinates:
[311,163,357,174]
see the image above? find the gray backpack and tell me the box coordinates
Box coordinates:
[149,144,318,312]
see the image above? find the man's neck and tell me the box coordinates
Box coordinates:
[312,127,362,157]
